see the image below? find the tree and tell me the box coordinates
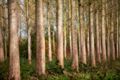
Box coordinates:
[95,1,101,63]
[90,2,96,67]
[8,0,20,79]
[47,1,52,62]
[106,0,111,62]
[79,0,87,64]
[0,1,4,62]
[71,0,79,71]
[68,0,72,59]
[36,0,46,75]
[57,0,64,68]
[25,0,32,64]
[101,0,107,62]
[63,0,67,59]
[0,27,4,63]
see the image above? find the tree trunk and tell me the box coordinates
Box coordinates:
[116,0,119,58]
[26,0,32,65]
[8,0,20,79]
[47,1,52,62]
[106,0,111,62]
[71,0,79,71]
[28,27,32,64]
[63,0,67,59]
[57,0,64,68]
[101,0,107,62]
[111,0,115,60]
[0,3,4,63]
[0,28,4,63]
[90,2,96,67]
[36,0,46,75]
[96,7,101,63]
[79,0,87,64]
[68,0,72,59]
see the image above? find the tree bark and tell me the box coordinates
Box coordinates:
[79,0,87,64]
[111,0,115,60]
[101,0,107,62]
[0,3,4,62]
[28,27,32,64]
[8,0,20,79]
[57,0,64,68]
[26,0,32,65]
[96,9,101,63]
[90,2,96,67]
[0,27,4,63]
[47,1,52,62]
[36,0,46,75]
[71,0,79,71]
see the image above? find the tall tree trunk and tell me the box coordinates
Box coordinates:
[118,0,120,57]
[26,0,32,64]
[68,0,72,59]
[0,28,4,63]
[8,0,20,79]
[96,9,101,63]
[47,1,52,62]
[111,0,115,60]
[57,0,64,68]
[63,26,67,59]
[28,27,32,64]
[115,0,119,59]
[106,0,111,62]
[90,2,96,67]
[0,3,4,62]
[36,0,46,75]
[79,0,87,64]
[71,0,79,71]
[116,0,119,58]
[63,0,67,59]
[3,1,8,60]
[101,0,107,63]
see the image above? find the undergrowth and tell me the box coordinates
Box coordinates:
[0,58,120,80]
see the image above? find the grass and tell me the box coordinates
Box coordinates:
[0,57,120,80]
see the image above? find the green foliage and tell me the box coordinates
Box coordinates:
[0,60,8,80]
[64,58,73,72]
[47,75,69,80]
[20,57,35,80]
[1,58,120,80]
[19,39,28,58]
[46,58,64,74]
[104,70,120,80]
[19,33,36,59]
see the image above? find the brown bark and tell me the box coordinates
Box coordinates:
[116,0,119,58]
[26,0,32,64]
[79,0,87,64]
[0,28,4,63]
[90,3,96,67]
[36,0,46,75]
[106,0,111,62]
[57,0,64,68]
[28,27,32,64]
[111,0,115,60]
[96,9,101,63]
[101,0,107,62]
[47,1,52,62]
[68,0,72,59]
[8,0,20,79]
[0,3,4,62]
[63,0,67,59]
[71,0,79,71]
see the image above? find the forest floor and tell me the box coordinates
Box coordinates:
[0,57,120,80]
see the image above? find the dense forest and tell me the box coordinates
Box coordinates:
[0,0,120,80]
